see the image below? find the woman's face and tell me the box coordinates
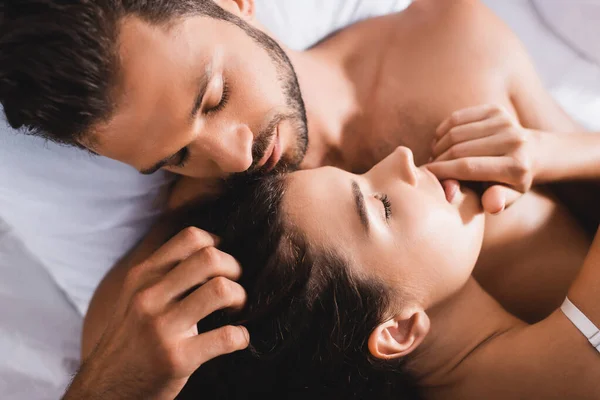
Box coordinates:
[283,147,485,308]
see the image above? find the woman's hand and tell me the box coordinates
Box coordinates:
[427,104,541,214]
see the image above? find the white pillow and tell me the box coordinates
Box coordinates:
[533,0,600,68]
[0,125,173,314]
[0,0,412,316]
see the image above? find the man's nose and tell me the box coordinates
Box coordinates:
[205,123,254,174]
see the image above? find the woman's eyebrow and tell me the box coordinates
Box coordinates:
[352,180,370,233]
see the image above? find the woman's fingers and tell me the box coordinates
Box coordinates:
[432,116,510,159]
[427,157,517,185]
[435,104,509,139]
[434,131,516,162]
[432,104,530,215]
[482,185,523,214]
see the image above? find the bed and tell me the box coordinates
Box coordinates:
[0,1,599,398]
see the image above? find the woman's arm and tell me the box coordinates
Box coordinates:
[567,226,600,326]
[429,105,600,188]
[507,33,600,236]
[535,131,600,237]
[534,132,600,183]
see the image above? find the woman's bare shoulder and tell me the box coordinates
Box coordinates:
[452,309,600,399]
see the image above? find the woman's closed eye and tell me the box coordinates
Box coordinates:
[375,193,392,222]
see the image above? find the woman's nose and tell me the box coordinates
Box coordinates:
[368,146,418,186]
[395,146,418,186]
[204,123,254,174]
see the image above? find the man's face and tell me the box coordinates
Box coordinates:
[90,12,307,179]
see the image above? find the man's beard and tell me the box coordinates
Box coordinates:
[235,21,309,176]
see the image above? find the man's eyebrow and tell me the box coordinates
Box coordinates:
[189,68,213,120]
[352,180,370,233]
[139,148,184,175]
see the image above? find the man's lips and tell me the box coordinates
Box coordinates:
[256,125,281,171]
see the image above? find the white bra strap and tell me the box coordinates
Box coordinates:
[561,297,600,352]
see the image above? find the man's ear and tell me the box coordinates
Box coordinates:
[368,309,430,360]
[213,0,255,20]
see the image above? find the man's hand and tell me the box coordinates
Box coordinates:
[64,227,249,400]
[427,104,541,214]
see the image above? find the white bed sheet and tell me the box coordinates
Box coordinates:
[2,1,600,398]
[0,219,80,399]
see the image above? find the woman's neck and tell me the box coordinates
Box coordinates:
[406,278,523,392]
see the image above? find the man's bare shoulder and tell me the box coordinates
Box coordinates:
[405,0,505,30]
[331,0,524,73]
[399,0,523,65]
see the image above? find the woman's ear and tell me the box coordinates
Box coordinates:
[368,309,430,360]
[213,0,255,20]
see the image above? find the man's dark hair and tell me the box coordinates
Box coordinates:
[173,174,422,400]
[0,0,289,146]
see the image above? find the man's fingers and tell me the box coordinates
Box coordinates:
[171,277,247,329]
[482,185,523,214]
[184,325,249,369]
[122,227,220,301]
[427,157,516,184]
[434,132,515,162]
[435,104,503,139]
[159,247,242,303]
[432,117,509,158]
[134,227,219,278]
[148,227,220,271]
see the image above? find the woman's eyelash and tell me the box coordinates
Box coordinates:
[376,193,392,220]
[206,79,230,114]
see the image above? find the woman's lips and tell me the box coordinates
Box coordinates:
[442,179,460,203]
[424,167,457,204]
